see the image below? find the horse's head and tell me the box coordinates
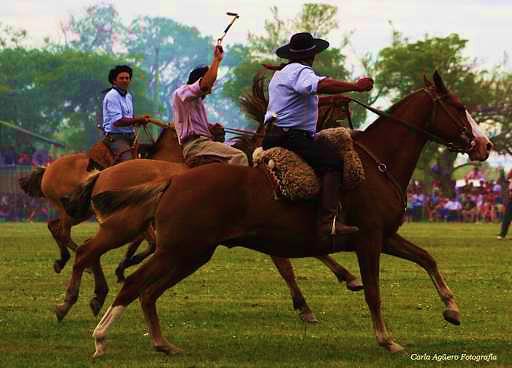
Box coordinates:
[423,71,492,161]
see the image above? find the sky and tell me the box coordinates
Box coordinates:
[4,0,512,73]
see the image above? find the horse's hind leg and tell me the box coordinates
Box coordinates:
[115,225,156,283]
[93,247,214,358]
[271,256,318,323]
[55,223,142,321]
[48,218,73,273]
[384,233,460,325]
[315,255,363,291]
[48,210,84,273]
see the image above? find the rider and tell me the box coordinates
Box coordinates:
[102,65,150,162]
[172,44,248,167]
[262,32,374,253]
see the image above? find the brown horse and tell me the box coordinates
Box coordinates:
[47,92,362,322]
[18,126,185,274]
[80,72,492,357]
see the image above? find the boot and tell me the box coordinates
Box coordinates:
[316,171,358,253]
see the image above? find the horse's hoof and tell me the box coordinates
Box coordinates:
[93,337,106,359]
[90,298,103,316]
[154,343,184,355]
[55,304,68,322]
[299,311,319,324]
[385,341,405,353]
[443,309,461,325]
[346,278,364,292]
[53,261,63,274]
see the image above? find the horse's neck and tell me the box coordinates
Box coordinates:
[356,93,432,192]
[151,128,184,163]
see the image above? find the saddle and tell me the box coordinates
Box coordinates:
[253,127,365,201]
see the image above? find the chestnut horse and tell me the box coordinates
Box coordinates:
[81,72,491,357]
[18,125,185,274]
[45,87,362,322]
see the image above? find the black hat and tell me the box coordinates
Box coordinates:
[187,64,209,85]
[108,65,133,84]
[276,32,329,60]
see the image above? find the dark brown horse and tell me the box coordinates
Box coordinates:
[64,72,492,357]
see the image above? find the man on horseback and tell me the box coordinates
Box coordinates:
[103,65,151,162]
[172,45,249,167]
[262,32,374,251]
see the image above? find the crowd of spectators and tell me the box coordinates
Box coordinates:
[0,145,52,167]
[0,193,50,222]
[0,145,54,222]
[406,167,508,223]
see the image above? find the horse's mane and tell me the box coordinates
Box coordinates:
[239,71,268,132]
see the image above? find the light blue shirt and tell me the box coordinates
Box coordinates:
[264,63,326,134]
[102,88,134,134]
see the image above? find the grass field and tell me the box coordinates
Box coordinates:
[0,222,510,367]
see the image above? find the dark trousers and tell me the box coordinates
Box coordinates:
[499,201,512,237]
[262,126,342,172]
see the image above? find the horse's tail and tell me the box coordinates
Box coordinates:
[18,167,46,198]
[61,173,100,220]
[91,179,171,220]
[240,71,268,129]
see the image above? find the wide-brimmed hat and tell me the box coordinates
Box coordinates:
[276,32,329,60]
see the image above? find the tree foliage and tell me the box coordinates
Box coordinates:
[375,30,490,194]
[0,47,152,151]
[61,3,126,53]
[223,4,370,127]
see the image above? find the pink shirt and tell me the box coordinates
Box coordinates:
[172,81,213,144]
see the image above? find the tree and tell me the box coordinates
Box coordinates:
[475,65,512,155]
[375,30,489,195]
[0,47,153,151]
[0,22,27,49]
[124,16,212,118]
[223,4,370,127]
[60,3,126,53]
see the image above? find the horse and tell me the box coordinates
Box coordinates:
[43,80,363,322]
[18,126,185,274]
[61,71,492,357]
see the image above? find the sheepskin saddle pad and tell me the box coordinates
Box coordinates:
[253,127,365,201]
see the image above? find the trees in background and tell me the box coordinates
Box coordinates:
[223,4,374,127]
[0,46,152,151]
[374,31,492,195]
[1,2,510,192]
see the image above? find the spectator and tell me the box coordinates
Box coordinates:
[443,197,462,222]
[465,166,485,181]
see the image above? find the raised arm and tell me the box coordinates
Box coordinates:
[200,45,224,92]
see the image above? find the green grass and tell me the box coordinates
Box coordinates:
[0,222,510,367]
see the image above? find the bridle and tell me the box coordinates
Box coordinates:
[346,87,474,153]
[345,87,475,211]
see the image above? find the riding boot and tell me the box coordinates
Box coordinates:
[316,170,358,254]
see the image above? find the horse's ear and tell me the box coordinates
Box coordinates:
[424,74,433,87]
[433,70,448,94]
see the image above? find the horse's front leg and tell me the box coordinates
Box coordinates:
[270,256,318,323]
[356,233,404,352]
[315,255,363,291]
[384,233,460,325]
